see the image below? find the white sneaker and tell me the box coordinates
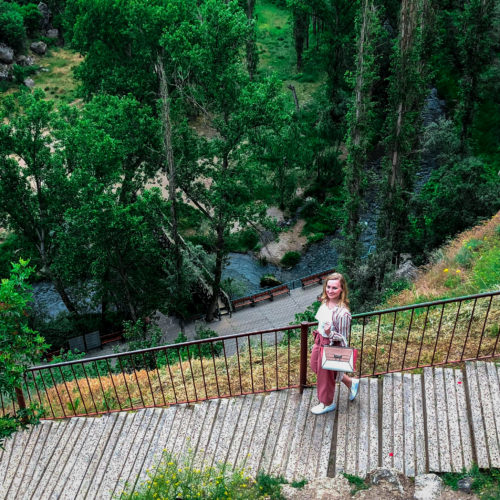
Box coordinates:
[349,379,359,401]
[311,402,336,415]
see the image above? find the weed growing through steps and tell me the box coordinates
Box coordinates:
[441,465,500,499]
[343,473,370,495]
[120,452,307,499]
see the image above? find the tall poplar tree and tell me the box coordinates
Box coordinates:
[377,0,429,269]
[340,0,382,298]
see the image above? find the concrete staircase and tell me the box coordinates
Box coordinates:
[0,361,499,499]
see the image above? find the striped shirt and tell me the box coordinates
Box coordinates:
[315,303,352,346]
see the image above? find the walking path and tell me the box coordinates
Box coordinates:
[1,361,499,499]
[157,283,322,344]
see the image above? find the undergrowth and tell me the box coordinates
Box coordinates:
[120,451,306,499]
[441,465,500,500]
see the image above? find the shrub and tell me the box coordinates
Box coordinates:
[280,251,301,267]
[12,63,38,84]
[0,2,26,50]
[20,3,42,36]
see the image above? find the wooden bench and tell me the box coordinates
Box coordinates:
[301,269,335,289]
[231,284,291,310]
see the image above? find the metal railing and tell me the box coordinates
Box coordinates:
[2,290,499,419]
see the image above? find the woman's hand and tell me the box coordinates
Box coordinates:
[324,322,332,334]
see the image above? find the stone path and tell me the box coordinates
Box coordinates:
[1,361,499,499]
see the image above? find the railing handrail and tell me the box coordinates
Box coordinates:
[7,289,498,420]
[28,290,500,370]
[353,290,500,318]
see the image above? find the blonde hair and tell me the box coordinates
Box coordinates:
[320,272,350,310]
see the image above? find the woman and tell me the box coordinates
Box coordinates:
[310,272,359,415]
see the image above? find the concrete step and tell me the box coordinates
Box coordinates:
[60,414,114,500]
[2,361,500,499]
[36,418,86,499]
[16,420,53,499]
[285,387,313,482]
[466,361,500,468]
[96,410,147,498]
[84,411,128,499]
[113,408,161,498]
[0,426,33,499]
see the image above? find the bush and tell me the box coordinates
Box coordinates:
[12,63,38,84]
[280,251,301,267]
[20,3,42,36]
[0,2,26,50]
[226,228,260,253]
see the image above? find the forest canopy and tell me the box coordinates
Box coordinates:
[0,0,498,350]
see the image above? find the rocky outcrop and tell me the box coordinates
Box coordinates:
[0,44,14,64]
[16,55,35,67]
[38,2,51,32]
[30,41,47,55]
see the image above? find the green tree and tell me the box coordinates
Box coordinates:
[52,94,180,324]
[377,0,429,269]
[0,1,26,50]
[174,0,288,320]
[0,90,78,314]
[340,0,382,306]
[0,260,47,448]
[455,0,497,153]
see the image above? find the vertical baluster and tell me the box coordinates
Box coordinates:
[260,334,266,391]
[82,363,98,414]
[71,364,89,416]
[152,351,167,406]
[386,312,398,373]
[372,315,382,376]
[186,346,198,402]
[23,373,32,407]
[287,330,291,388]
[460,299,477,361]
[248,335,254,393]
[130,355,146,408]
[222,340,232,397]
[359,319,366,378]
[401,309,415,371]
[58,366,75,415]
[142,353,157,406]
[118,358,134,410]
[39,369,56,418]
[94,361,110,412]
[31,369,44,411]
[106,359,122,411]
[197,344,208,400]
[416,306,430,367]
[275,331,279,390]
[210,342,220,398]
[476,295,493,359]
[445,301,463,364]
[235,337,243,394]
[177,347,189,402]
[48,367,66,418]
[431,304,446,365]
[165,349,178,404]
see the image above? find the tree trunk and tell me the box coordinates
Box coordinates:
[206,222,225,322]
[156,54,184,312]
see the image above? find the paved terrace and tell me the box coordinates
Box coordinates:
[158,282,323,344]
[1,361,499,499]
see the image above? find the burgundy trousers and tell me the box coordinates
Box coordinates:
[310,333,339,406]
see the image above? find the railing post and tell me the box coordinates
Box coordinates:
[299,322,309,394]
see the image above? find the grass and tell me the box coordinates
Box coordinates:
[0,47,82,107]
[441,465,500,499]
[388,212,500,307]
[343,473,370,495]
[255,0,326,106]
[119,451,303,499]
